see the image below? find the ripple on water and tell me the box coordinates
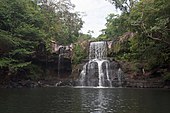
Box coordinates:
[0,88,170,113]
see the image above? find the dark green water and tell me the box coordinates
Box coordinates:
[0,87,170,113]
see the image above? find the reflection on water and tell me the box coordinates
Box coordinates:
[79,88,126,113]
[80,88,111,113]
[78,87,170,113]
[0,87,170,113]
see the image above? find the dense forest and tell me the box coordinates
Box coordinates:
[100,0,170,80]
[0,0,170,86]
[0,0,87,83]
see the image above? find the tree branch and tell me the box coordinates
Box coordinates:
[141,22,170,45]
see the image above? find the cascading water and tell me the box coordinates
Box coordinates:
[58,46,64,78]
[79,41,112,87]
[117,68,123,86]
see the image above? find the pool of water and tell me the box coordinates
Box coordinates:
[0,87,170,113]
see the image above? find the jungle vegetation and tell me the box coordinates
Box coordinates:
[102,0,170,79]
[0,0,85,81]
[0,0,169,82]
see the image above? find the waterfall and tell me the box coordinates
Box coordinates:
[79,41,112,87]
[58,46,64,78]
[117,68,123,86]
[58,54,61,78]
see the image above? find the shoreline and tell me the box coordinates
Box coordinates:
[0,78,170,89]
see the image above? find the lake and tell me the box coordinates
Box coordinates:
[0,87,170,113]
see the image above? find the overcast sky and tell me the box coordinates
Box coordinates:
[71,0,119,37]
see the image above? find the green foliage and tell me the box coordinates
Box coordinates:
[104,14,128,39]
[0,58,14,68]
[25,64,44,80]
[72,43,88,64]
[0,0,83,81]
[0,30,17,53]
[107,0,138,12]
[129,0,170,69]
[104,0,170,74]
[0,57,31,73]
[0,0,41,75]
[164,72,170,81]
[11,62,31,71]
[78,33,92,40]
[14,24,46,41]
[38,0,83,45]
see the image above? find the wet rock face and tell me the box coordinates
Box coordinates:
[58,57,72,77]
[0,79,39,88]
[74,58,125,87]
[86,62,99,80]
[35,41,73,78]
[109,61,120,79]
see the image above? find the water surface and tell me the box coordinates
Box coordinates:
[0,87,170,113]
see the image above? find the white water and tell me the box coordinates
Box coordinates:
[89,41,107,60]
[79,64,87,86]
[79,41,112,87]
[58,54,61,77]
[106,62,112,86]
[117,68,123,86]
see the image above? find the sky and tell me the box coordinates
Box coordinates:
[71,0,119,37]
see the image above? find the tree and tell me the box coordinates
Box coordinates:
[0,0,84,81]
[107,0,139,12]
[104,0,170,76]
[103,13,130,39]
[37,0,83,45]
[129,0,170,69]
